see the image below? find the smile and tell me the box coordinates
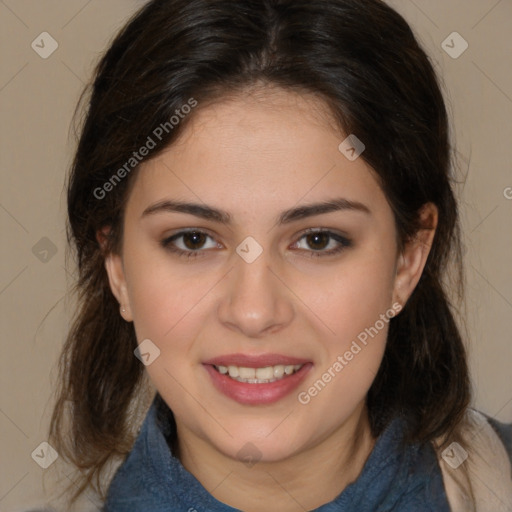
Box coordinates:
[203,356,313,405]
[213,364,304,383]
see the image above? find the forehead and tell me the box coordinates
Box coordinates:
[168,87,340,163]
[125,88,389,221]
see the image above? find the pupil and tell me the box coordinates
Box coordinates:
[308,233,328,250]
[184,231,205,250]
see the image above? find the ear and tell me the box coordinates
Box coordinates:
[97,227,133,322]
[392,202,438,308]
[104,253,133,321]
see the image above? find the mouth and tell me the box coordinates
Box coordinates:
[202,353,312,405]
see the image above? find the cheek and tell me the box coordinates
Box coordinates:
[296,262,393,418]
[124,250,212,344]
[293,242,395,415]
[124,255,212,413]
[300,246,396,346]
[309,246,396,411]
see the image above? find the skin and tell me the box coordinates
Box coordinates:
[104,86,437,512]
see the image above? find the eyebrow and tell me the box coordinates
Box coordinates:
[141,197,371,225]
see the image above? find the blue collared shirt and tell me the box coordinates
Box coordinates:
[103,396,512,511]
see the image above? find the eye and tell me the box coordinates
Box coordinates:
[161,228,352,260]
[292,229,352,258]
[161,230,220,259]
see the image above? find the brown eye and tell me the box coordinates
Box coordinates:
[161,230,219,259]
[305,232,330,251]
[294,229,352,258]
[182,231,208,250]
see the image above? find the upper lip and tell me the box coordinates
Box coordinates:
[203,353,311,368]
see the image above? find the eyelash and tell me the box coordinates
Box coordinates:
[160,228,352,260]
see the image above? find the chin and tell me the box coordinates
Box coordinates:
[208,424,307,464]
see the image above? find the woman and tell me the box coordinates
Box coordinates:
[48,0,512,510]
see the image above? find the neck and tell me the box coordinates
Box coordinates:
[176,403,376,512]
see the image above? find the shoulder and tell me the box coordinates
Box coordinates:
[482,413,512,466]
[435,408,512,512]
[464,409,512,475]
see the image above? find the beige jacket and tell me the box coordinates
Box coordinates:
[438,409,512,511]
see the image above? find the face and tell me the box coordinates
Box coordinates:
[105,87,434,464]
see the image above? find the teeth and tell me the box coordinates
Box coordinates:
[255,366,273,380]
[239,367,256,379]
[273,365,285,378]
[215,364,303,383]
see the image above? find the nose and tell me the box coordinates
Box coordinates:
[217,248,295,339]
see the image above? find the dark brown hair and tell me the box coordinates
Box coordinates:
[49,0,471,505]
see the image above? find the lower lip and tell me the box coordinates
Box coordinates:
[203,363,313,405]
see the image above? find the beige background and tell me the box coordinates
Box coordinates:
[1,0,511,510]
